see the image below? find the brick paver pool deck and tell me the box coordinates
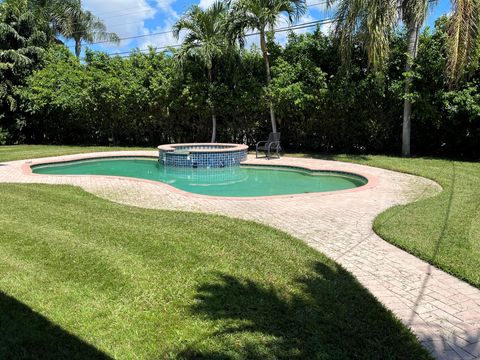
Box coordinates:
[1,151,479,360]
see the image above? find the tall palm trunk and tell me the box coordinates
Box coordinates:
[74,36,81,58]
[75,0,83,58]
[402,21,421,157]
[208,67,217,143]
[260,29,277,134]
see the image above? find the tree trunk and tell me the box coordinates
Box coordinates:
[211,113,217,143]
[208,67,216,143]
[260,29,277,134]
[402,22,420,157]
[75,37,81,59]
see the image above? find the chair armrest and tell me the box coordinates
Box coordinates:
[256,141,268,149]
[268,141,281,150]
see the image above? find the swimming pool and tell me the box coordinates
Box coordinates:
[32,157,368,197]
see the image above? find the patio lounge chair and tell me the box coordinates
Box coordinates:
[256,132,281,159]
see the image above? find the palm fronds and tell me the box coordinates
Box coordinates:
[331,0,398,72]
[447,0,480,85]
[173,1,228,70]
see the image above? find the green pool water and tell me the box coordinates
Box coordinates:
[32,157,368,197]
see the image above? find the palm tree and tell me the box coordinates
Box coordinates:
[173,1,228,143]
[0,0,46,130]
[330,0,480,157]
[62,1,120,59]
[446,0,480,86]
[400,0,430,157]
[228,0,307,134]
[27,0,119,58]
[27,0,80,43]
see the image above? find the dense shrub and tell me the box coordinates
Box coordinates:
[4,21,480,158]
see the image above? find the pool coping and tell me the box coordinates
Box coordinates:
[158,143,249,153]
[21,154,379,201]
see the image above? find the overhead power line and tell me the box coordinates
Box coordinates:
[64,0,436,35]
[66,0,332,39]
[93,0,331,32]
[64,4,157,30]
[107,17,336,58]
[96,0,329,22]
[100,0,437,57]
[69,6,332,47]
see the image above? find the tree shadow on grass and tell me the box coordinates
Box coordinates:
[175,262,432,360]
[0,291,111,360]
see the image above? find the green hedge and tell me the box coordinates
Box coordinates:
[3,20,480,158]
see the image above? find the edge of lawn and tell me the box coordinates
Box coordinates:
[285,152,480,289]
[3,147,474,286]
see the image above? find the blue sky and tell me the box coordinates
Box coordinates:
[72,0,452,56]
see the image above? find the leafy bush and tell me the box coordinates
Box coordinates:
[4,21,480,158]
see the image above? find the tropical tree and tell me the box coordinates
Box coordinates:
[228,0,307,134]
[27,0,80,43]
[26,0,118,58]
[401,0,430,157]
[62,0,120,58]
[0,1,45,69]
[330,0,480,157]
[173,1,229,143]
[0,0,47,139]
[446,0,480,85]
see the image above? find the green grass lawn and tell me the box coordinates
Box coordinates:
[289,153,480,287]
[0,145,150,163]
[0,183,430,359]
[1,145,478,359]
[2,146,479,287]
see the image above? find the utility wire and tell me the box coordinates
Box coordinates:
[96,0,328,21]
[66,0,331,39]
[63,0,166,30]
[107,17,335,57]
[64,0,435,35]
[92,0,331,31]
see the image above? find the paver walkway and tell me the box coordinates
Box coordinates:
[1,151,479,360]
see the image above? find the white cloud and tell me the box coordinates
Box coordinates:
[138,18,180,51]
[198,0,216,10]
[155,0,178,17]
[319,20,334,35]
[137,1,183,51]
[82,0,157,49]
[80,0,333,54]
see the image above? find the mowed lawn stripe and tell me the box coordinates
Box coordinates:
[0,183,431,359]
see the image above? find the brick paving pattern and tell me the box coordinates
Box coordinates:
[1,151,479,360]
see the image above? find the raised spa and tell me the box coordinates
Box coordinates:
[32,157,368,197]
[158,143,248,168]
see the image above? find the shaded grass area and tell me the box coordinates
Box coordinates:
[0,184,430,359]
[289,153,480,287]
[0,291,110,359]
[0,145,149,163]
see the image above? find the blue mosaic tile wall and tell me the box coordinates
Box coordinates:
[159,149,248,168]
